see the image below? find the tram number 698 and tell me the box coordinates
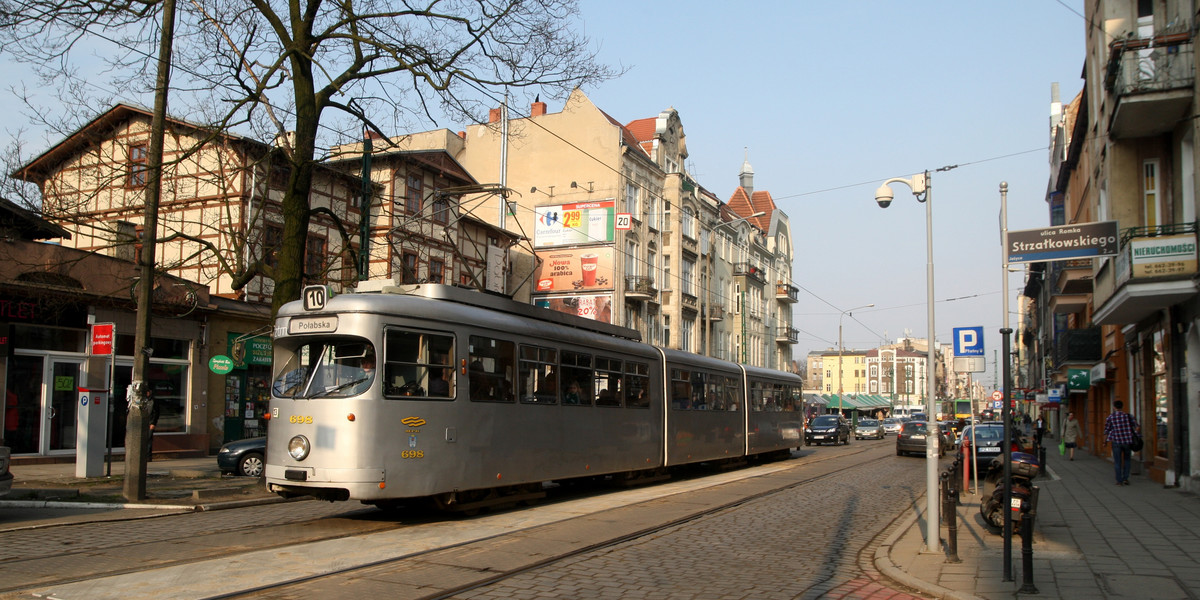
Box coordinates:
[401,450,424,459]
[289,415,314,424]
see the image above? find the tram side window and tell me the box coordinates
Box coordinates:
[705,374,725,410]
[724,376,741,411]
[468,335,515,403]
[594,357,622,407]
[383,329,454,399]
[691,371,708,410]
[560,350,593,406]
[519,345,558,404]
[671,369,692,410]
[775,384,797,411]
[626,362,650,409]
[749,380,767,412]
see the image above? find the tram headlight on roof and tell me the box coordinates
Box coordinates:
[288,435,311,461]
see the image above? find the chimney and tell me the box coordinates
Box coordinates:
[489,108,502,123]
[458,131,466,139]
[531,101,547,117]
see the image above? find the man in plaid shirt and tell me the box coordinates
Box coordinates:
[1104,400,1140,486]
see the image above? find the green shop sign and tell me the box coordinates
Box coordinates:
[1067,368,1090,390]
[209,355,234,374]
[227,332,273,368]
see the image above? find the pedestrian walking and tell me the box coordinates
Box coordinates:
[1061,411,1082,460]
[145,391,160,462]
[1035,414,1046,448]
[1103,400,1140,486]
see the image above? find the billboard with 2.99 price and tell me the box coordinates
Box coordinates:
[533,200,615,248]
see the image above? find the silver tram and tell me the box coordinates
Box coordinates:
[265,283,806,508]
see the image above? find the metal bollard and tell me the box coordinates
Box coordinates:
[1018,486,1039,593]
[951,455,963,504]
[941,471,960,563]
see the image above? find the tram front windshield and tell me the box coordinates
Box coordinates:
[273,338,376,399]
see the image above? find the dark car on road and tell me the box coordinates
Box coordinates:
[217,437,266,477]
[806,414,851,446]
[958,423,1027,474]
[896,420,945,457]
[0,445,11,496]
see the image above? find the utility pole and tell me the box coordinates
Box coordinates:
[125,0,176,502]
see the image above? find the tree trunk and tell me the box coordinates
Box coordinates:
[124,0,176,502]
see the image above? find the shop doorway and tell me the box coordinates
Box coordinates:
[5,354,83,455]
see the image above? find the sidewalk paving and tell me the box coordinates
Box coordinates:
[877,448,1200,600]
[2,456,279,512]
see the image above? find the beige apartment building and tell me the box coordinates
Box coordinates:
[380,89,799,369]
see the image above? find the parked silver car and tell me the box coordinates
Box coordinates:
[854,418,884,440]
[881,417,904,436]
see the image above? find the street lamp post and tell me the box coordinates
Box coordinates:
[838,304,875,416]
[875,171,940,554]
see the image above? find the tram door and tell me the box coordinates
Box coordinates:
[4,355,82,455]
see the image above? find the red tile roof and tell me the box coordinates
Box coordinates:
[725,187,776,232]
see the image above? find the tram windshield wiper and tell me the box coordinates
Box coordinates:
[305,377,368,399]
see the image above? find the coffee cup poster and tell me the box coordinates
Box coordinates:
[533,201,615,248]
[534,247,615,292]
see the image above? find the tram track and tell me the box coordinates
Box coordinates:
[213,443,893,600]
[3,442,903,600]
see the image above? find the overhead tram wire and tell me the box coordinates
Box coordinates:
[53,30,1046,316]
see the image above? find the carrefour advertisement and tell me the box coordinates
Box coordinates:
[534,200,615,248]
[534,246,615,293]
[534,294,614,323]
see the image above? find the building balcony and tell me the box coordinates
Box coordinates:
[734,262,766,284]
[681,292,698,313]
[1051,259,1093,294]
[1093,222,1199,325]
[624,275,658,301]
[681,234,698,257]
[775,326,798,344]
[707,303,725,321]
[1048,259,1093,314]
[1105,33,1194,139]
[775,282,799,303]
[1052,326,1101,370]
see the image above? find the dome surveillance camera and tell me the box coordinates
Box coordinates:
[874,185,894,208]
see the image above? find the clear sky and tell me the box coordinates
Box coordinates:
[574,0,1086,388]
[0,1,1087,389]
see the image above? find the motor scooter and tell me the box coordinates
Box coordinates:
[979,451,1039,532]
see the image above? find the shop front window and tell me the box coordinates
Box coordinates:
[149,363,188,433]
[1153,329,1168,459]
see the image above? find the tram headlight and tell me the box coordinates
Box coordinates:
[288,435,311,461]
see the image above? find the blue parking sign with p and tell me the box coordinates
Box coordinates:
[953,326,984,356]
